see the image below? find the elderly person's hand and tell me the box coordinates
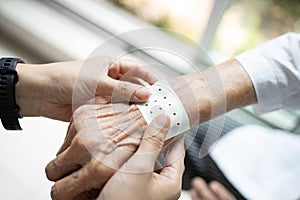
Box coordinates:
[190,177,236,200]
[46,103,148,199]
[45,103,184,200]
[16,56,156,121]
[98,114,185,200]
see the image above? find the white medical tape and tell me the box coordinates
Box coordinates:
[136,80,190,140]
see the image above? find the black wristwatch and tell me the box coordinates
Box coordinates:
[0,57,24,130]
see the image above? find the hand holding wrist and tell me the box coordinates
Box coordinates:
[15,57,155,121]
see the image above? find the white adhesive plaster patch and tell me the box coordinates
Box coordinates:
[136,80,190,140]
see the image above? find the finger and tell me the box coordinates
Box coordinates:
[155,151,185,194]
[109,59,158,84]
[123,114,170,172]
[73,104,115,131]
[95,104,141,129]
[154,135,185,171]
[153,155,184,200]
[108,78,151,103]
[57,122,77,156]
[190,188,201,200]
[51,146,133,200]
[158,136,185,180]
[46,136,90,181]
[165,135,185,165]
[108,59,142,79]
[209,181,236,200]
[73,189,100,200]
[192,177,219,200]
[94,113,146,155]
[50,159,114,200]
[112,111,146,143]
[116,65,158,85]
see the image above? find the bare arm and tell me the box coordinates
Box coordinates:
[169,59,257,127]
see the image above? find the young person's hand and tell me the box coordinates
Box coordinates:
[98,114,185,200]
[16,56,157,121]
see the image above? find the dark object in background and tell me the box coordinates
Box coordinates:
[183,117,246,200]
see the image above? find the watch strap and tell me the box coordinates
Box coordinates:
[0,58,24,130]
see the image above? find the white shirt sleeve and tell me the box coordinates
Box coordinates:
[235,32,300,113]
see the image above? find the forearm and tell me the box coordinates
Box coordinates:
[15,63,47,117]
[176,32,300,126]
[168,59,257,127]
[14,57,153,121]
[213,59,257,112]
[15,61,80,117]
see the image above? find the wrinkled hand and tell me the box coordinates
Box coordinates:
[16,56,157,121]
[45,103,147,200]
[190,177,236,200]
[98,114,185,200]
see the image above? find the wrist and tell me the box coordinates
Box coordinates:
[167,59,256,127]
[168,73,212,127]
[15,63,51,117]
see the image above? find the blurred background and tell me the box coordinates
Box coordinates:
[0,0,299,199]
[108,0,300,56]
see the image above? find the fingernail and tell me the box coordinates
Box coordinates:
[154,114,169,128]
[135,87,150,99]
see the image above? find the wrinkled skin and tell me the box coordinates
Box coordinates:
[46,104,184,200]
[46,103,147,200]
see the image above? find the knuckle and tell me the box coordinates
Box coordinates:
[50,185,60,200]
[193,177,206,188]
[75,190,99,200]
[208,180,220,190]
[73,119,83,131]
[119,142,139,152]
[146,134,164,149]
[89,159,115,178]
[80,117,98,130]
[118,83,128,97]
[73,104,92,117]
[72,135,82,147]
[45,161,58,181]
[71,135,89,154]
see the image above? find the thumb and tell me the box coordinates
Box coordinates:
[103,78,151,103]
[123,114,171,173]
[138,114,170,154]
